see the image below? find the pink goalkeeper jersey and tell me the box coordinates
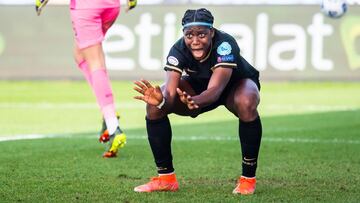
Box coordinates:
[70,0,120,9]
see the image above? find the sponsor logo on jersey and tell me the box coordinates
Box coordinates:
[167,56,179,66]
[217,55,234,63]
[217,41,232,56]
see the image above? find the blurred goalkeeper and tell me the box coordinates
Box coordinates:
[133,8,262,195]
[36,0,136,15]
[68,0,136,158]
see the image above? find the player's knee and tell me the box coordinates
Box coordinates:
[235,94,257,110]
[74,58,84,68]
[235,95,258,121]
[73,49,84,67]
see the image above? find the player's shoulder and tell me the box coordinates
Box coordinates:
[165,38,189,70]
[214,29,233,39]
[169,38,189,58]
[214,29,237,45]
[171,38,186,51]
[213,29,239,55]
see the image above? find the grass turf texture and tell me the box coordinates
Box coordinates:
[0,81,360,202]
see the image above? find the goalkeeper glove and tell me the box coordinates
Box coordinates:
[35,0,49,16]
[126,0,137,12]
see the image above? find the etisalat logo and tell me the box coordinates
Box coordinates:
[340,15,360,70]
[0,33,4,56]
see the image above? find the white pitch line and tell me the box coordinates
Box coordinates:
[0,103,358,111]
[0,134,56,142]
[0,102,144,109]
[263,104,358,112]
[0,134,359,145]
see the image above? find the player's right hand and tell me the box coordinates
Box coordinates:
[176,88,199,110]
[134,79,163,106]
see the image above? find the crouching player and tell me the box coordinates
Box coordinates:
[133,8,263,195]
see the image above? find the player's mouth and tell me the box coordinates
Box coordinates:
[191,48,204,60]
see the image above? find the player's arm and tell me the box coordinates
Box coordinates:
[161,70,181,110]
[183,66,232,109]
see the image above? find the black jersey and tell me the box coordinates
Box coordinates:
[164,29,259,86]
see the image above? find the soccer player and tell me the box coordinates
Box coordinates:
[70,0,137,158]
[133,8,262,194]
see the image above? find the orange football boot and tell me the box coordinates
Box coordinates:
[232,176,256,195]
[99,129,110,143]
[99,113,120,143]
[134,174,179,192]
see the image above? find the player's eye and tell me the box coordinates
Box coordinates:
[185,34,193,39]
[198,33,206,38]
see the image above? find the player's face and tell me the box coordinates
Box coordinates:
[183,26,214,61]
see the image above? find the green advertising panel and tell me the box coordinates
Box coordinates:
[0,5,359,80]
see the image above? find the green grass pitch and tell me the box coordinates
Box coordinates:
[0,81,360,202]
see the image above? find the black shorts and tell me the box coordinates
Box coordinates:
[182,76,260,115]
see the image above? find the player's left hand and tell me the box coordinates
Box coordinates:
[126,0,137,12]
[176,88,199,110]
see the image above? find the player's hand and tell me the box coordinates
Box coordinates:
[134,79,163,106]
[35,0,49,16]
[176,88,199,110]
[126,0,137,12]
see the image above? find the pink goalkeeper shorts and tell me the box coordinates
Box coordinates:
[70,7,120,49]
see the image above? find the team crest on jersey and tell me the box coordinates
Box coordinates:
[167,56,179,66]
[217,42,232,56]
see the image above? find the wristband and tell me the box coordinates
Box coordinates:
[156,98,165,109]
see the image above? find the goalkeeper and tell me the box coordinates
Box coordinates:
[36,0,136,15]
[69,0,137,158]
[133,8,262,195]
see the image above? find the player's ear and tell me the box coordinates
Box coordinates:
[210,28,215,38]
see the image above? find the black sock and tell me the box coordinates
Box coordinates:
[239,116,262,177]
[146,116,174,174]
